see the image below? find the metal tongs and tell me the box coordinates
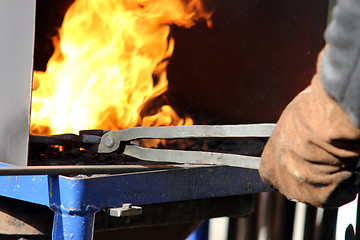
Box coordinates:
[98,124,276,170]
[0,124,275,176]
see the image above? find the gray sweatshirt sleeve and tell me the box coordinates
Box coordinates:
[320,0,360,128]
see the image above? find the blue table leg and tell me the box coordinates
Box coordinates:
[52,210,97,240]
[48,175,99,240]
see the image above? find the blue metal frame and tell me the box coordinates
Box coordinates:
[187,221,209,240]
[0,163,270,239]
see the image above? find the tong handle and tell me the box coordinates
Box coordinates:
[98,124,275,153]
[123,144,261,169]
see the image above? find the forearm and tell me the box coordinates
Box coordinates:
[321,0,360,128]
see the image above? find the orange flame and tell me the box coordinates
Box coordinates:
[30,0,212,136]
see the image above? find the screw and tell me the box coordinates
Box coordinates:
[104,136,114,148]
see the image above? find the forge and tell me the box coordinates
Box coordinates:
[0,0,328,239]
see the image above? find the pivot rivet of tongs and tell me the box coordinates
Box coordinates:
[104,136,115,148]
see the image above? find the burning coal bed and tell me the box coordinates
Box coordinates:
[28,130,267,167]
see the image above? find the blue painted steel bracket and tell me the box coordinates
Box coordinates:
[0,163,271,239]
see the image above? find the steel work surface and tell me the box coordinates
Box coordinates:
[0,163,270,239]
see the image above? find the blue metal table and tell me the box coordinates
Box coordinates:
[0,163,270,240]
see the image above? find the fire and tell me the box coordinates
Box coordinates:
[30,0,212,136]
